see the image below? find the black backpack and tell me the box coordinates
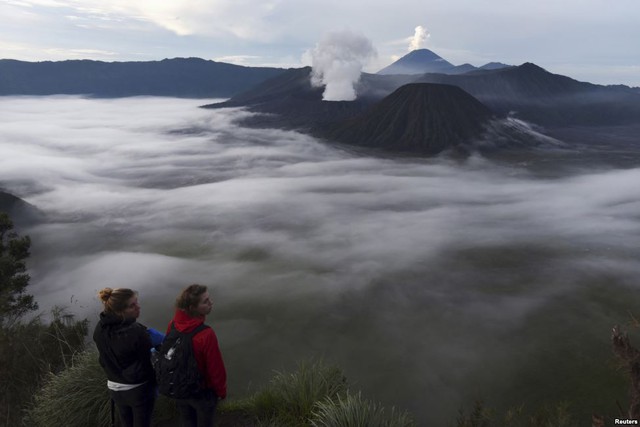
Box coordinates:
[153,322,209,399]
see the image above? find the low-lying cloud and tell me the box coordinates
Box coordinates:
[1,96,639,423]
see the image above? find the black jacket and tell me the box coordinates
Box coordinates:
[92,312,155,385]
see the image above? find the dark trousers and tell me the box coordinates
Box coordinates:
[110,382,155,427]
[175,390,219,427]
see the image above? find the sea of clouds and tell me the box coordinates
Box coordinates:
[1,96,639,423]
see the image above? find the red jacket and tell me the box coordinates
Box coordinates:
[167,309,227,399]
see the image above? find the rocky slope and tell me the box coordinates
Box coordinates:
[322,83,494,154]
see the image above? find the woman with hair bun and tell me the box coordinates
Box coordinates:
[93,287,156,427]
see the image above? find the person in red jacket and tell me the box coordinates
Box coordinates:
[168,284,227,427]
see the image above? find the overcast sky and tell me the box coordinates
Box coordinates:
[1,0,639,86]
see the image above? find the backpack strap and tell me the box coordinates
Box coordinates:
[186,323,209,338]
[170,322,209,338]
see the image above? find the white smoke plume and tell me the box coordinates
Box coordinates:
[409,25,430,51]
[310,30,377,101]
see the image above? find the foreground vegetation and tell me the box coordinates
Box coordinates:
[26,355,417,427]
[454,400,579,427]
[0,212,88,426]
[24,351,587,427]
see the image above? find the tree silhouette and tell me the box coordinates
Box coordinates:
[0,211,37,326]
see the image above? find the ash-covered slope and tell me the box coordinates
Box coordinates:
[205,67,377,130]
[323,83,494,154]
[212,66,320,106]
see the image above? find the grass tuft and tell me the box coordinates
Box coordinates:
[25,351,111,427]
[251,359,348,426]
[454,400,578,427]
[310,391,416,427]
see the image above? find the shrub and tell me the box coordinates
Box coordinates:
[0,212,88,425]
[0,307,87,425]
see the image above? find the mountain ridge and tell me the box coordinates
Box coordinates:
[0,57,286,98]
[412,62,640,126]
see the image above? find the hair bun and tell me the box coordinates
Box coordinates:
[98,288,114,303]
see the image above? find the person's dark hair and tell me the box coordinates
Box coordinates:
[176,284,208,316]
[98,288,136,316]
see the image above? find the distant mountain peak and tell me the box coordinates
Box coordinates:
[519,62,545,71]
[405,49,445,61]
[377,49,454,75]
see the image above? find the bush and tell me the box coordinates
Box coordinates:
[0,307,87,425]
[311,391,416,427]
[252,359,348,426]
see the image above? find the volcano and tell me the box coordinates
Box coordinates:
[377,49,454,75]
[324,83,494,154]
